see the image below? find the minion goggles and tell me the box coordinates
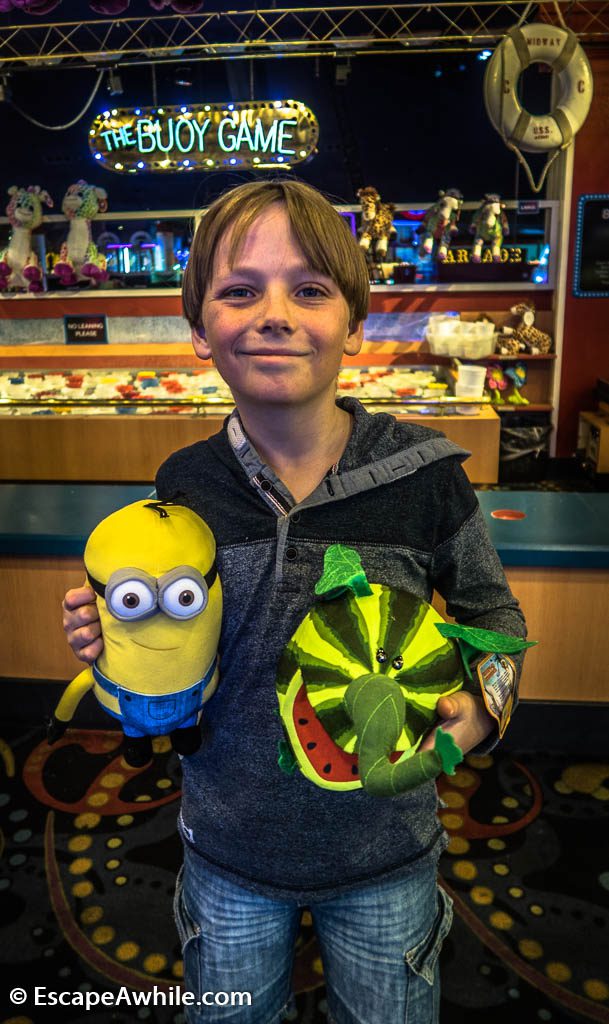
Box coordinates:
[87,563,218,622]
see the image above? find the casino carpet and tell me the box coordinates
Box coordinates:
[1,724,608,1024]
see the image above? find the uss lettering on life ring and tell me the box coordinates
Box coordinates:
[484,22,593,153]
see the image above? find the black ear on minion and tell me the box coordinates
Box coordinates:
[47,500,223,769]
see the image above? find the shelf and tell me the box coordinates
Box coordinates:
[0,281,554,303]
[0,342,438,370]
[495,404,553,413]
[454,354,556,363]
[0,288,181,301]
[0,343,202,369]
[0,341,557,369]
[369,282,553,293]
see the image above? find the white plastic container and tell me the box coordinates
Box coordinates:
[454,382,486,398]
[455,364,487,398]
[426,317,497,358]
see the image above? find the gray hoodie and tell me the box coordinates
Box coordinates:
[156,397,526,903]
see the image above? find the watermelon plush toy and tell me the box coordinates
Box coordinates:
[276,545,533,797]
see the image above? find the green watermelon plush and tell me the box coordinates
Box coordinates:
[276,545,532,797]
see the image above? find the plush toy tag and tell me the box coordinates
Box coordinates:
[475,652,516,738]
[314,544,373,601]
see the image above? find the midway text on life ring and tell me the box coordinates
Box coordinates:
[484,22,593,153]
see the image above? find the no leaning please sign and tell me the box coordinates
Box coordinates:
[64,315,108,344]
[88,100,319,173]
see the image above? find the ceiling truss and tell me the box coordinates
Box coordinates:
[1,2,608,71]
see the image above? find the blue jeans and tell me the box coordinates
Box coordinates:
[174,844,453,1024]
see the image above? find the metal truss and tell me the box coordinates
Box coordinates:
[1,3,608,71]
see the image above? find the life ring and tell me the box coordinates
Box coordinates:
[484,22,593,153]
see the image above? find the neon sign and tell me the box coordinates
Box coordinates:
[88,100,319,173]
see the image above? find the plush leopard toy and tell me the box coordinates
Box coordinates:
[356,186,397,262]
[498,303,552,355]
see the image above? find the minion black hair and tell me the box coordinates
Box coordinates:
[143,501,175,519]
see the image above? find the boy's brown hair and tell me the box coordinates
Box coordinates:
[182,179,369,330]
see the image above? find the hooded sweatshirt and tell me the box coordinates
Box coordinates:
[155,397,526,903]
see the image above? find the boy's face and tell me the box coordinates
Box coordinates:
[191,204,364,411]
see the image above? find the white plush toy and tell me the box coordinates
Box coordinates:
[53,180,109,287]
[418,188,463,262]
[0,186,53,293]
[470,193,509,263]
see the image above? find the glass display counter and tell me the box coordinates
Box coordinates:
[0,363,499,483]
[0,364,487,413]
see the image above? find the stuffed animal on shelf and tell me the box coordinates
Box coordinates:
[470,193,509,262]
[418,188,463,262]
[47,500,222,767]
[52,180,109,287]
[505,361,529,405]
[496,328,523,356]
[497,302,553,355]
[276,545,532,797]
[486,363,509,403]
[356,186,397,263]
[0,186,53,293]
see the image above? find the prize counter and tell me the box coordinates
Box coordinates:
[1,484,607,706]
[0,342,502,485]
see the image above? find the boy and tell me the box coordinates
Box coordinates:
[63,180,527,1024]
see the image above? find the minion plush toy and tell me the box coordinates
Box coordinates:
[47,500,222,767]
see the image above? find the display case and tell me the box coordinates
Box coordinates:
[0,201,559,294]
[0,359,500,483]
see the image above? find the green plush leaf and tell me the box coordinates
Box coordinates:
[315,544,373,600]
[435,623,536,682]
[435,623,536,653]
[434,727,463,775]
[277,739,297,776]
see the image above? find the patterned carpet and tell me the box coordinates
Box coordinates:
[1,725,608,1024]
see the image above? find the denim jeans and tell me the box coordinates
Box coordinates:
[174,843,453,1024]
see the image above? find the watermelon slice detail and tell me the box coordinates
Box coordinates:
[291,680,403,787]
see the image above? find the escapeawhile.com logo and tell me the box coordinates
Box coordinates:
[10,986,253,1010]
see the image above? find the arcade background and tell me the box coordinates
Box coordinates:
[1,6,608,453]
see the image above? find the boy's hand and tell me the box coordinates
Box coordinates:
[420,691,495,757]
[62,582,103,664]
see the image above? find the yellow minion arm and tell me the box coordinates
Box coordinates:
[54,667,95,723]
